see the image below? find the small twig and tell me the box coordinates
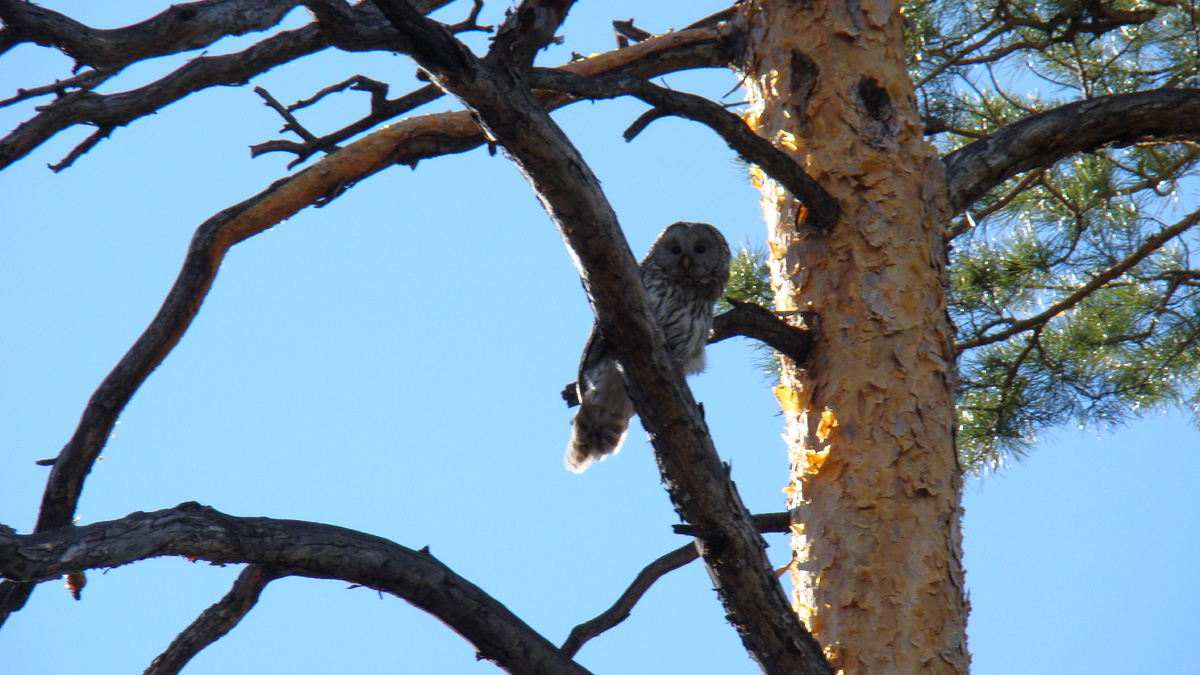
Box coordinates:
[612,19,652,44]
[560,512,791,657]
[288,75,386,112]
[48,125,114,172]
[446,0,492,34]
[145,565,290,675]
[254,86,322,145]
[0,68,116,108]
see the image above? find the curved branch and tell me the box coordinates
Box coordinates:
[955,207,1200,352]
[527,69,839,229]
[561,512,792,657]
[0,24,733,624]
[943,88,1200,215]
[561,543,698,658]
[0,0,303,68]
[145,564,291,675]
[0,504,592,675]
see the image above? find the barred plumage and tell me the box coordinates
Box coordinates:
[565,222,731,473]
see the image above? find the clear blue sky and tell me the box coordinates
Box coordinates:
[2,2,1197,674]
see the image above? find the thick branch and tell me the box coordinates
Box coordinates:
[943,88,1200,215]
[711,298,814,363]
[0,23,733,624]
[0,504,592,675]
[0,0,303,68]
[955,207,1200,351]
[367,3,830,673]
[528,69,839,229]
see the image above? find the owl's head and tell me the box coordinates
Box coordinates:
[647,222,731,283]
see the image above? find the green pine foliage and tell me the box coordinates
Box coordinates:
[719,242,774,312]
[719,243,782,379]
[902,0,1200,471]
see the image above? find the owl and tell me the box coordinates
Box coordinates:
[566,222,731,473]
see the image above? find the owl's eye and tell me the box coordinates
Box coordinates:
[694,244,707,254]
[670,244,682,255]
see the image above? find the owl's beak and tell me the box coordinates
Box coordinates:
[681,254,692,271]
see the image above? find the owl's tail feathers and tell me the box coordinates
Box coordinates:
[565,383,634,473]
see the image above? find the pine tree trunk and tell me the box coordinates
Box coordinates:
[734,2,970,673]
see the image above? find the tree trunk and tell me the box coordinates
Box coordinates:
[734,2,970,673]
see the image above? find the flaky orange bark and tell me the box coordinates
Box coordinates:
[734,1,970,673]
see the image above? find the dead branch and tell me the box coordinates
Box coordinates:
[144,565,291,675]
[0,0,457,171]
[560,512,791,657]
[0,504,593,675]
[943,88,1200,215]
[0,0,303,68]
[711,298,814,363]
[250,82,444,166]
[527,68,840,230]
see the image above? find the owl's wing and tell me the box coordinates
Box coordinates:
[577,322,615,392]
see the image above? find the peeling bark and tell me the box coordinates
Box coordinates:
[734,1,969,673]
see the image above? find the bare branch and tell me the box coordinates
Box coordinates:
[0,67,116,108]
[612,19,652,45]
[47,124,113,172]
[0,504,593,675]
[561,543,697,657]
[943,88,1200,215]
[0,0,303,68]
[711,298,814,362]
[527,69,840,230]
[255,85,326,146]
[956,207,1200,352]
[145,565,291,675]
[0,0,459,171]
[250,82,444,165]
[561,512,792,657]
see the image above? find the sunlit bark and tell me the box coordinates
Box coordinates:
[734,1,970,672]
